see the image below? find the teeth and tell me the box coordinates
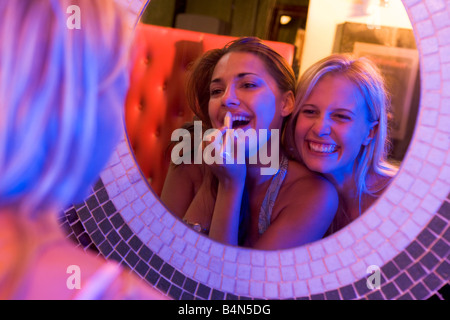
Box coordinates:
[309,142,337,153]
[232,115,250,122]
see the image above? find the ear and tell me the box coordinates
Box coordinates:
[363,121,378,146]
[281,91,295,117]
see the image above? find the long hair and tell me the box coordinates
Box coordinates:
[0,0,131,217]
[285,54,398,230]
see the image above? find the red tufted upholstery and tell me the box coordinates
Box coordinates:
[125,23,295,196]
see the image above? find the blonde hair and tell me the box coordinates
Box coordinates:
[285,54,398,230]
[0,0,131,216]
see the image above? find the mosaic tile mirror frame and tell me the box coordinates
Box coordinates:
[61,0,450,300]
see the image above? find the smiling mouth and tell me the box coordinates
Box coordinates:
[227,115,251,129]
[308,141,338,154]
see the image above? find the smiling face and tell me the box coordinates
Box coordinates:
[294,74,377,181]
[208,51,291,134]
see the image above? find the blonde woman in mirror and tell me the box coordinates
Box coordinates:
[285,54,399,236]
[0,0,166,300]
[161,38,338,250]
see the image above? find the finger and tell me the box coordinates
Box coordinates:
[224,111,232,129]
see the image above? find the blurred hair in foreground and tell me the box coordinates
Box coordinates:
[0,0,130,216]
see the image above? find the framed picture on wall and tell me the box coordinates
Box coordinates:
[352,42,419,141]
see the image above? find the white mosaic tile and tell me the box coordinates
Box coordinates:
[338,249,357,267]
[377,241,399,263]
[181,260,196,278]
[308,277,325,295]
[251,251,265,267]
[267,267,282,282]
[264,282,279,298]
[279,250,295,266]
[279,282,294,299]
[182,243,198,261]
[159,244,174,262]
[220,276,235,294]
[350,260,369,280]
[146,233,164,253]
[424,0,446,13]
[171,236,186,254]
[293,246,311,264]
[420,193,443,213]
[251,266,266,281]
[237,250,251,265]
[321,237,342,255]
[336,268,355,286]
[390,230,411,251]
[420,36,440,54]
[310,259,328,277]
[416,19,436,38]
[364,251,384,269]
[222,261,237,278]
[308,242,326,260]
[335,229,357,249]
[412,207,434,228]
[352,240,372,259]
[400,218,423,240]
[419,162,440,183]
[171,251,187,270]
[324,254,343,273]
[209,242,225,259]
[323,272,340,291]
[235,280,249,296]
[293,280,309,297]
[349,219,370,239]
[410,2,430,21]
[281,265,297,282]
[379,219,402,239]
[362,211,382,230]
[265,251,280,267]
[365,230,386,250]
[160,228,175,245]
[207,271,222,289]
[237,264,251,280]
[194,265,210,283]
[295,263,312,280]
[249,281,264,298]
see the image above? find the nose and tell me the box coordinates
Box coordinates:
[312,116,331,136]
[221,85,240,107]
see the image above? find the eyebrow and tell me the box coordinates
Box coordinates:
[210,72,258,84]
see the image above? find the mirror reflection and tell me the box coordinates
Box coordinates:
[126,0,420,249]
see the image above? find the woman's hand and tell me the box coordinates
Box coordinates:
[202,125,247,188]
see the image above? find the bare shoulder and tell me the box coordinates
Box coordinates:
[162,163,205,194]
[272,160,338,222]
[256,160,339,249]
[160,163,205,218]
[282,160,337,198]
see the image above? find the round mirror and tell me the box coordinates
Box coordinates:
[61,0,449,300]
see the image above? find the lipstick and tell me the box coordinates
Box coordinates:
[224,111,232,129]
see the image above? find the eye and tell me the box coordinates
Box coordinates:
[333,113,352,121]
[242,82,257,89]
[300,108,317,116]
[210,88,223,96]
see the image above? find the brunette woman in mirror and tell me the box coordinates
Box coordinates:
[0,0,166,299]
[285,54,399,236]
[161,37,338,250]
